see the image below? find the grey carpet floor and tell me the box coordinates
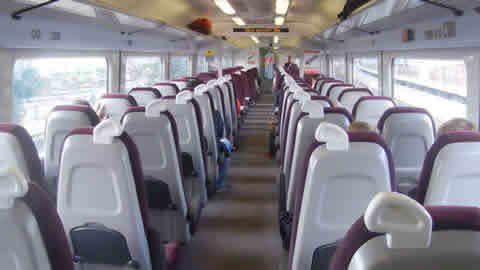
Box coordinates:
[176,94,287,270]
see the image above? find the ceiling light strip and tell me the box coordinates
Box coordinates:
[275,16,285,26]
[232,16,245,26]
[275,0,289,15]
[214,0,236,15]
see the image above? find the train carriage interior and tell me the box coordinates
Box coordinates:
[2,0,480,270]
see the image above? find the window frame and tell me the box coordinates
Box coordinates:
[11,51,111,154]
[351,52,382,95]
[383,48,480,127]
[168,53,193,80]
[121,52,167,91]
[329,54,348,82]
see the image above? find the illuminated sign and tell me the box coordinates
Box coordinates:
[233,28,289,33]
[206,50,215,56]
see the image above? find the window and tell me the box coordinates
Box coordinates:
[353,57,380,95]
[197,56,207,74]
[393,58,467,127]
[222,56,232,68]
[12,57,108,152]
[125,56,165,91]
[169,55,190,80]
[331,56,346,81]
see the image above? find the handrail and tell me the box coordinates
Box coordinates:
[11,0,60,20]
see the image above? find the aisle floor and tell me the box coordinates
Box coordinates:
[177,94,286,270]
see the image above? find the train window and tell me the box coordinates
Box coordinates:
[353,57,379,95]
[222,56,233,68]
[12,57,108,151]
[197,55,208,74]
[331,56,346,81]
[125,56,165,90]
[169,55,191,80]
[393,58,467,126]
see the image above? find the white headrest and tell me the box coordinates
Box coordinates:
[234,71,241,75]
[302,100,324,119]
[146,99,174,117]
[93,118,123,145]
[224,75,232,81]
[315,122,349,151]
[364,192,432,249]
[294,90,311,103]
[207,80,217,88]
[0,167,29,209]
[194,84,208,96]
[176,90,194,105]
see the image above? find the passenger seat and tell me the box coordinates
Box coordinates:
[128,87,162,106]
[329,192,480,270]
[57,119,173,270]
[378,107,435,194]
[122,106,192,243]
[289,124,394,270]
[352,96,396,127]
[416,132,480,206]
[43,105,99,197]
[96,94,137,120]
[0,168,74,270]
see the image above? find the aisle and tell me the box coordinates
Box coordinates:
[177,94,284,270]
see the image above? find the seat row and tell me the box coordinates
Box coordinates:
[274,69,480,270]
[0,67,260,270]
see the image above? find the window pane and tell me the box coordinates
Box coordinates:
[125,56,164,91]
[169,55,190,80]
[197,56,207,74]
[12,57,108,151]
[393,58,467,127]
[331,56,346,81]
[353,57,379,95]
[222,56,232,68]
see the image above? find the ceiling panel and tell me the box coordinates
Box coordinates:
[78,0,347,48]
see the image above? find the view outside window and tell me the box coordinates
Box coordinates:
[169,55,190,80]
[125,56,164,91]
[197,56,207,74]
[12,57,108,151]
[222,56,232,68]
[393,58,467,126]
[353,57,380,95]
[331,56,346,81]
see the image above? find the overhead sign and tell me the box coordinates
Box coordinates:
[233,28,289,33]
[206,50,215,56]
[248,50,257,66]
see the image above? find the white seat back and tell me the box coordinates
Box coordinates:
[44,105,99,194]
[154,83,180,96]
[291,126,393,270]
[417,132,480,206]
[162,95,208,206]
[353,97,396,128]
[338,89,373,113]
[128,88,162,106]
[378,107,435,194]
[57,120,152,270]
[122,107,191,242]
[96,94,137,121]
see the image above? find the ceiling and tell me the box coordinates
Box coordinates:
[80,0,350,48]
